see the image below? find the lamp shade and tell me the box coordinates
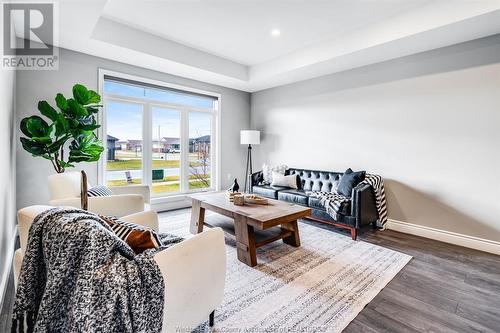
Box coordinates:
[240,130,260,145]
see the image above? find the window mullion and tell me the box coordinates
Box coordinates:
[180,110,189,193]
[143,103,152,189]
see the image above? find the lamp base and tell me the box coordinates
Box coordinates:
[244,144,253,193]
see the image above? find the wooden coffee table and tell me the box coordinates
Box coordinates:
[189,192,311,267]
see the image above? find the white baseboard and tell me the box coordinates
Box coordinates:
[387,219,500,256]
[0,228,17,313]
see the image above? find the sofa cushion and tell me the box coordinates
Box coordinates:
[271,172,298,189]
[308,196,351,215]
[252,185,288,199]
[277,190,309,206]
[337,168,365,197]
[287,168,341,192]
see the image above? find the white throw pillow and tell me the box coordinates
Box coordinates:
[271,172,298,189]
[262,164,287,184]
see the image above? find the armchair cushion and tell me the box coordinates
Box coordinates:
[88,185,113,197]
[100,215,162,254]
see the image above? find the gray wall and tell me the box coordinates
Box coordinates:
[16,47,250,209]
[251,35,500,242]
[0,66,16,304]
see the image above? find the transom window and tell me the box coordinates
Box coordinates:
[100,72,219,197]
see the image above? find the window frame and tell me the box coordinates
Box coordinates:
[97,69,221,200]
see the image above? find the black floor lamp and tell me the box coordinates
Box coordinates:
[240,130,260,193]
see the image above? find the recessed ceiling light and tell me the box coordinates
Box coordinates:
[271,29,281,37]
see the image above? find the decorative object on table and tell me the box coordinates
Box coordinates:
[225,191,242,202]
[244,194,268,205]
[240,130,260,193]
[233,194,245,206]
[19,83,104,174]
[262,163,288,184]
[228,178,240,192]
[270,171,298,189]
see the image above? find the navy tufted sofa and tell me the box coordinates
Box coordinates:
[251,168,379,240]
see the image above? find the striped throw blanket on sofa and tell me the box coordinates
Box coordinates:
[308,174,388,229]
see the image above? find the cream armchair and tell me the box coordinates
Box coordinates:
[14,206,227,332]
[48,171,150,217]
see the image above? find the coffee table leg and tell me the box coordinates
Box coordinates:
[282,220,301,247]
[190,199,205,234]
[234,215,257,267]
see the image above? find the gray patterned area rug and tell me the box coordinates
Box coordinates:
[160,211,412,333]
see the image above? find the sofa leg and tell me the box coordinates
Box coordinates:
[350,228,357,240]
[209,310,215,327]
[372,221,378,229]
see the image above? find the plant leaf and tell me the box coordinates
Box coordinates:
[87,90,101,104]
[21,116,49,138]
[73,84,90,105]
[67,99,88,118]
[20,118,32,137]
[79,124,100,131]
[68,136,103,163]
[55,93,69,111]
[54,114,69,137]
[59,161,74,168]
[47,136,67,153]
[20,137,46,156]
[38,101,58,121]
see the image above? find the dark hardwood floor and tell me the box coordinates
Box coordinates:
[2,208,499,332]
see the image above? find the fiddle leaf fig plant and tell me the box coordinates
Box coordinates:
[20,83,104,173]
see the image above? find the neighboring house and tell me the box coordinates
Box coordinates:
[107,135,118,160]
[162,137,181,152]
[190,135,210,154]
[116,141,127,150]
[127,139,143,152]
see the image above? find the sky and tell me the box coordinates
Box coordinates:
[105,81,213,141]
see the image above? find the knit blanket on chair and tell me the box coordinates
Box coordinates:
[307,173,388,229]
[12,208,170,333]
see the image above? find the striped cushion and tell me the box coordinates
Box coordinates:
[88,185,113,197]
[100,215,161,254]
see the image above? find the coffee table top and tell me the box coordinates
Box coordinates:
[190,191,311,229]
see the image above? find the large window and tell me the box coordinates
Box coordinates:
[100,73,219,197]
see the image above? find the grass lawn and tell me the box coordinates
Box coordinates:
[107,175,209,186]
[107,159,203,170]
[152,181,209,193]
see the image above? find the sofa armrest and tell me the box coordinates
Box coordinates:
[109,184,151,204]
[154,227,226,332]
[251,171,263,186]
[121,210,159,232]
[49,194,145,217]
[352,184,378,228]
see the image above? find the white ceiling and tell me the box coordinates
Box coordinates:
[101,0,430,66]
[11,0,500,92]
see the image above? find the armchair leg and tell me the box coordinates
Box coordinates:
[209,310,215,327]
[350,228,357,241]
